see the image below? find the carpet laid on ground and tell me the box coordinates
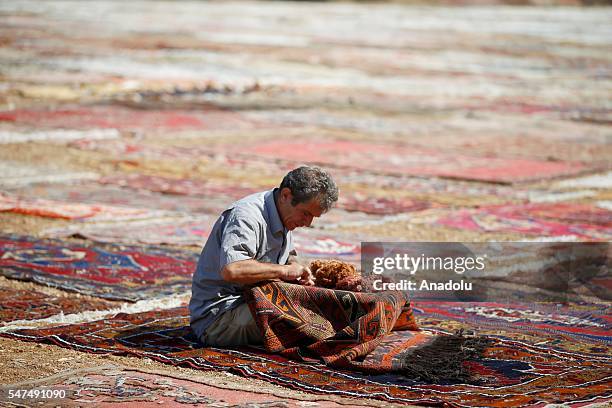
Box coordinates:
[338,194,436,215]
[0,161,98,188]
[0,365,222,406]
[44,216,215,246]
[435,203,612,240]
[293,232,361,264]
[4,182,215,215]
[0,234,197,301]
[413,300,611,357]
[0,104,260,132]
[0,365,348,407]
[2,296,609,406]
[99,172,437,215]
[45,220,361,262]
[0,287,114,324]
[0,128,120,144]
[99,173,259,200]
[225,139,589,183]
[0,192,169,221]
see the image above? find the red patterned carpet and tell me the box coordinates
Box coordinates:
[435,203,612,241]
[2,297,610,407]
[0,287,114,323]
[221,139,590,183]
[0,235,197,301]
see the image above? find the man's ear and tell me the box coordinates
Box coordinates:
[280,187,293,204]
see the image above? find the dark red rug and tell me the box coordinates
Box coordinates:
[0,287,114,323]
[0,234,197,301]
[3,299,610,407]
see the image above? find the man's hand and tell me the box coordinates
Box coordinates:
[221,259,316,285]
[283,262,315,286]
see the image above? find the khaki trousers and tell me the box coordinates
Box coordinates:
[200,303,263,347]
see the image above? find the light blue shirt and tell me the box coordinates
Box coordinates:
[189,189,295,339]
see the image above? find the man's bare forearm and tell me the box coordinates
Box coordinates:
[220,259,300,285]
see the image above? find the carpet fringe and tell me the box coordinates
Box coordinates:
[401,329,494,384]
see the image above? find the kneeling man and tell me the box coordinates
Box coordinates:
[189,166,339,347]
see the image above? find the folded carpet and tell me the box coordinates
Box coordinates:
[246,281,492,383]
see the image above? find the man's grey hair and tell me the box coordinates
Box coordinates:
[279,166,338,212]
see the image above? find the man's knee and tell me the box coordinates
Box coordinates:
[201,304,262,347]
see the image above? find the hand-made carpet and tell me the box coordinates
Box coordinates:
[0,234,197,301]
[0,287,114,324]
[2,299,609,406]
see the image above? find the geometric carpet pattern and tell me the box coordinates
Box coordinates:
[2,302,610,407]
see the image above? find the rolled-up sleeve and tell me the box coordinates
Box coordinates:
[219,209,260,270]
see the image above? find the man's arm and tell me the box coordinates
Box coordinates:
[221,259,312,285]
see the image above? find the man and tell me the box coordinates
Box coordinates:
[189,166,339,347]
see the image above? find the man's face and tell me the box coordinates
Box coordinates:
[277,188,325,231]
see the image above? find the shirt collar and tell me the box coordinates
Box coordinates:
[265,188,285,236]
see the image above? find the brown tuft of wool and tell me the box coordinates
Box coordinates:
[310,260,362,291]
